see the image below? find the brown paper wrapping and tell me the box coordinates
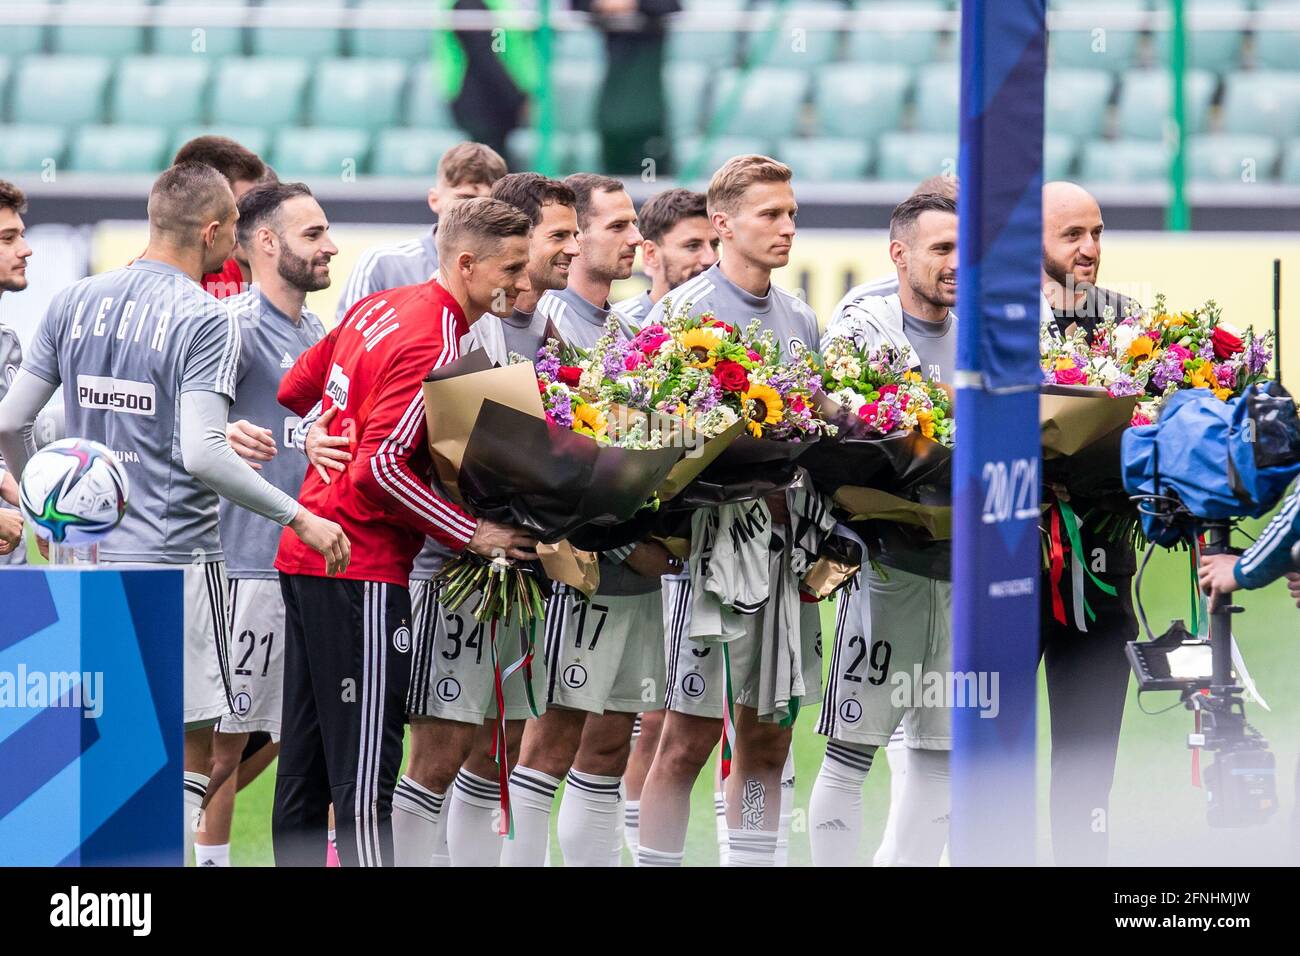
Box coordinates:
[801,556,861,599]
[422,359,546,504]
[536,541,600,598]
[655,535,692,560]
[606,407,745,501]
[1040,387,1136,459]
[833,487,953,540]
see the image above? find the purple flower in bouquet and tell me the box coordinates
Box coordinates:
[535,342,561,381]
[1246,337,1271,377]
[688,378,722,414]
[603,339,631,380]
[1216,363,1237,390]
[546,387,574,429]
[1107,374,1142,398]
[1150,355,1187,392]
[1197,339,1216,363]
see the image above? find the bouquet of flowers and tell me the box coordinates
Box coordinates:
[819,336,954,446]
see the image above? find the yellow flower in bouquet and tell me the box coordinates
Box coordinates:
[1127,336,1156,361]
[572,403,608,439]
[1162,312,1191,328]
[903,370,922,384]
[917,407,936,440]
[1053,356,1076,372]
[678,329,719,370]
[741,383,783,437]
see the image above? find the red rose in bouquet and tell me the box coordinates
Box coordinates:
[1054,365,1088,386]
[557,365,583,387]
[713,359,750,393]
[1212,325,1245,360]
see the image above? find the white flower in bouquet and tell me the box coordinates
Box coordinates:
[1087,355,1124,387]
[827,354,862,383]
[1111,322,1140,355]
[579,364,603,394]
[696,404,739,437]
[829,386,867,410]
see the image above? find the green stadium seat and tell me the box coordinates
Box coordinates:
[171,125,270,161]
[52,0,147,57]
[1282,138,1300,185]
[1188,134,1281,183]
[710,67,810,141]
[372,128,466,177]
[407,61,456,129]
[666,62,710,138]
[552,61,602,135]
[676,136,772,179]
[271,127,371,179]
[1221,72,1300,138]
[504,129,591,176]
[1048,0,1144,73]
[0,57,10,112]
[844,1,947,67]
[310,58,407,130]
[1151,0,1247,74]
[0,125,68,173]
[1079,139,1166,184]
[814,63,910,140]
[1044,132,1078,179]
[1255,1,1300,72]
[875,132,957,182]
[11,55,112,126]
[250,0,343,58]
[913,64,959,134]
[555,27,607,68]
[1045,69,1112,139]
[6,1,50,57]
[569,131,601,174]
[154,0,248,58]
[775,137,871,181]
[350,0,437,60]
[211,57,309,128]
[1115,69,1216,140]
[667,24,740,68]
[111,56,210,128]
[69,125,170,173]
[752,0,842,69]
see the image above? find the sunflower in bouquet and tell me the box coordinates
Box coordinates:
[818,336,954,446]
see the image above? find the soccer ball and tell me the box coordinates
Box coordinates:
[19,438,129,545]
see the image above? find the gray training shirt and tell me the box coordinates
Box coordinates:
[611,289,654,331]
[335,226,439,324]
[218,286,326,579]
[902,309,955,384]
[22,258,241,563]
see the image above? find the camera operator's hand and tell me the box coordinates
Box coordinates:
[1198,552,1242,608]
[467,519,538,562]
[624,540,682,578]
[1286,572,1300,609]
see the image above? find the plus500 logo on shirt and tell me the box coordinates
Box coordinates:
[325,363,349,410]
[76,374,156,415]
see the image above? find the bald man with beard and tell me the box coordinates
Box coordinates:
[1039,181,1141,867]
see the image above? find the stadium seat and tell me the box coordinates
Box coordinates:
[250,0,344,58]
[844,0,948,67]
[69,125,170,174]
[372,128,466,177]
[1048,0,1144,73]
[1220,72,1300,138]
[211,58,310,128]
[813,63,910,140]
[154,0,248,58]
[504,129,591,177]
[1282,138,1300,185]
[1079,139,1166,184]
[0,57,10,112]
[555,27,607,69]
[912,64,959,134]
[1045,70,1113,139]
[569,131,601,174]
[172,125,271,160]
[1254,0,1300,72]
[271,127,371,178]
[309,58,407,130]
[875,132,957,182]
[710,67,810,141]
[1044,133,1079,179]
[1151,0,1247,74]
[552,61,602,135]
[52,0,147,57]
[350,0,438,60]
[406,61,457,130]
[1188,134,1281,183]
[1115,69,1216,140]
[752,0,843,69]
[665,62,710,138]
[676,136,772,179]
[111,56,210,129]
[0,125,68,174]
[11,55,112,126]
[667,5,742,69]
[775,136,871,181]
[7,1,50,57]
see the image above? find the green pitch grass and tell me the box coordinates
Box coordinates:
[228,532,1300,866]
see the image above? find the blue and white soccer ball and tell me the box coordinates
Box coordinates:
[19,438,129,545]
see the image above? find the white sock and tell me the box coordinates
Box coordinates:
[893,748,950,867]
[776,746,796,867]
[714,790,729,866]
[809,740,875,866]
[610,783,626,866]
[447,769,504,866]
[623,799,641,858]
[500,766,560,867]
[194,842,229,867]
[638,844,684,867]
[874,730,910,866]
[391,775,446,867]
[183,771,208,865]
[727,828,778,867]
[557,769,622,867]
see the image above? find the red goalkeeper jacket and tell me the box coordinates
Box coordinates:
[274,279,478,585]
